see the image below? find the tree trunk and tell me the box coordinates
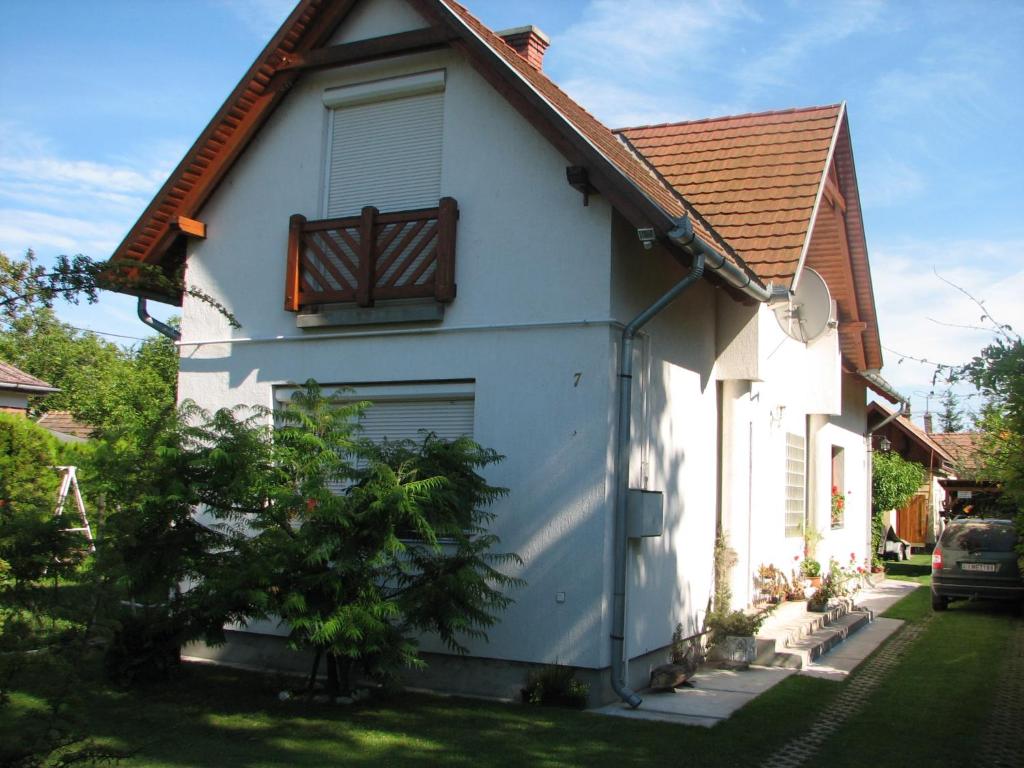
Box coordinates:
[306,648,322,693]
[325,653,339,697]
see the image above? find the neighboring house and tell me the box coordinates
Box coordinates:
[931,431,1001,517]
[35,411,93,444]
[0,361,58,415]
[867,401,954,547]
[106,0,901,704]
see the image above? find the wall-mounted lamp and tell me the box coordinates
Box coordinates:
[877,436,891,452]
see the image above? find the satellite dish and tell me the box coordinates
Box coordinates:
[773,267,834,343]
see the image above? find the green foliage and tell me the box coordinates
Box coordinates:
[0,414,83,585]
[707,609,765,639]
[712,529,737,612]
[88,403,262,683]
[937,390,965,433]
[0,307,177,434]
[799,558,821,578]
[872,451,925,513]
[521,665,590,709]
[0,248,237,329]
[196,381,523,695]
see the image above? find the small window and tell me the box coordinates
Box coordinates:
[784,432,806,538]
[831,446,845,529]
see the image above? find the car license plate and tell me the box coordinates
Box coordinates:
[961,563,999,573]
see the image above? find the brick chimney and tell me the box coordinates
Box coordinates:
[497,25,550,70]
[923,412,933,433]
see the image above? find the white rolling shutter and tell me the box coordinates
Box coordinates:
[355,397,474,444]
[324,72,445,218]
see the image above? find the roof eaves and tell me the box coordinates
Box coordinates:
[614,131,763,289]
[790,101,844,293]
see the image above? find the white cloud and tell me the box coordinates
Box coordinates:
[872,237,1024,422]
[859,157,925,207]
[732,0,884,98]
[551,0,758,125]
[0,123,180,259]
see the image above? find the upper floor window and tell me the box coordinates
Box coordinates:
[323,70,445,218]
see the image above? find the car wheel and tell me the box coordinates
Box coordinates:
[932,594,948,611]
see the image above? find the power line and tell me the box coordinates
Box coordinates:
[67,325,149,341]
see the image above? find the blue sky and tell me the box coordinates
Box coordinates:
[1,0,1021,423]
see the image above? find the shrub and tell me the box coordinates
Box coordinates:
[707,609,765,640]
[521,665,589,709]
[0,414,83,585]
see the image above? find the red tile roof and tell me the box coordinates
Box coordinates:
[35,411,94,439]
[0,361,57,393]
[617,105,841,285]
[619,104,883,371]
[931,432,987,475]
[868,401,953,465]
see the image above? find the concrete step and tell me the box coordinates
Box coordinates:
[754,601,874,669]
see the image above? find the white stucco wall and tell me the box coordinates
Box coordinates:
[176,8,625,669]
[608,217,720,660]
[717,301,870,607]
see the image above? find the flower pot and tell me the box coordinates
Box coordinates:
[808,576,822,588]
[709,635,757,664]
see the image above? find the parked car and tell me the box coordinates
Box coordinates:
[931,518,1023,611]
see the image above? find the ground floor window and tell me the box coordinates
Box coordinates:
[784,432,806,538]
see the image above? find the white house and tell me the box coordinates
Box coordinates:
[109,0,901,705]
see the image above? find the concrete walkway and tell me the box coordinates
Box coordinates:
[593,579,919,727]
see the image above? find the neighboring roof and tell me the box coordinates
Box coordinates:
[0,361,58,394]
[867,401,954,469]
[931,432,987,476]
[107,0,759,303]
[619,104,883,371]
[36,411,94,440]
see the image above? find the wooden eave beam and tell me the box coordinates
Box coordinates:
[110,0,361,279]
[274,27,458,79]
[173,216,207,239]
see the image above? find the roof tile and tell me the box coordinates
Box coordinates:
[618,104,842,285]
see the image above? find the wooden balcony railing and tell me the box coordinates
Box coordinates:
[285,197,457,312]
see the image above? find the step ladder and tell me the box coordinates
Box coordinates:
[53,466,95,552]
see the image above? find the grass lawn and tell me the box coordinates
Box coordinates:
[2,559,1019,767]
[811,555,1022,767]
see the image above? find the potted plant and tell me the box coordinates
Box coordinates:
[707,609,766,663]
[800,558,822,588]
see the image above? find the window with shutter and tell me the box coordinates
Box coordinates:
[322,71,445,218]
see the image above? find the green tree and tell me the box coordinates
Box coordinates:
[937,390,965,433]
[0,307,177,435]
[0,415,82,586]
[205,382,523,696]
[871,451,926,565]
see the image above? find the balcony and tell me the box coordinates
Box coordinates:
[285,198,457,323]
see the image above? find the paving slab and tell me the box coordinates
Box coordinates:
[798,617,903,680]
[591,580,920,726]
[593,666,794,727]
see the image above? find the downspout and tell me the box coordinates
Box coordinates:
[611,216,707,708]
[137,298,181,341]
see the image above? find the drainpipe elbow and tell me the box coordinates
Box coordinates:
[137,297,181,341]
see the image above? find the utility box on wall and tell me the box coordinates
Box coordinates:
[626,489,664,538]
